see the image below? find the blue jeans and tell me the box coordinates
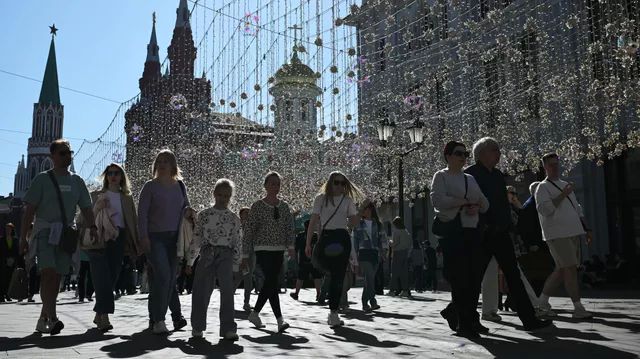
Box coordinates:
[88,228,126,314]
[148,231,181,323]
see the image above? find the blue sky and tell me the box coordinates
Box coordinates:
[0,1,359,196]
[0,1,183,195]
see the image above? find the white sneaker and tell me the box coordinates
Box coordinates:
[223,331,239,341]
[277,317,290,333]
[328,311,344,328]
[36,318,50,333]
[481,312,502,322]
[192,329,203,338]
[248,311,265,328]
[572,307,593,319]
[152,320,169,334]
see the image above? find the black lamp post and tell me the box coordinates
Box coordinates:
[377,115,424,219]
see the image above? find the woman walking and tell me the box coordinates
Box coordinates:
[431,141,489,338]
[305,171,366,328]
[242,172,295,333]
[351,202,387,312]
[138,150,193,334]
[388,217,413,298]
[87,163,138,331]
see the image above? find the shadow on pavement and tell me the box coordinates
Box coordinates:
[241,330,310,350]
[321,326,419,349]
[100,329,243,358]
[0,329,118,352]
[341,310,416,322]
[473,332,639,358]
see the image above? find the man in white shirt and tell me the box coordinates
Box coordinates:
[535,153,593,319]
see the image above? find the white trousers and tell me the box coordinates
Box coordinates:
[481,256,538,314]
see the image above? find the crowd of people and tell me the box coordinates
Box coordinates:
[0,137,600,341]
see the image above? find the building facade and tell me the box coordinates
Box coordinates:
[346,0,640,261]
[13,29,63,199]
[124,0,273,207]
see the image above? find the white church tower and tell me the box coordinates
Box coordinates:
[269,45,321,141]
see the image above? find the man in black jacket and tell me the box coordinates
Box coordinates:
[460,137,551,331]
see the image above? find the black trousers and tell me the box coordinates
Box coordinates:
[254,251,284,318]
[319,229,351,311]
[425,268,438,291]
[78,260,94,300]
[28,265,39,297]
[441,229,484,329]
[475,229,537,325]
[0,264,16,298]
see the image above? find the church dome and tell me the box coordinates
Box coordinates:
[274,48,317,85]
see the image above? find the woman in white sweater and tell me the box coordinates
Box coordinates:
[430,141,489,338]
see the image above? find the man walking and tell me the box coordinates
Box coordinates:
[463,137,551,331]
[534,153,593,319]
[19,139,95,335]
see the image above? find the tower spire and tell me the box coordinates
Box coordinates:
[146,12,159,62]
[39,24,61,105]
[175,0,191,28]
[140,13,162,97]
[168,0,196,76]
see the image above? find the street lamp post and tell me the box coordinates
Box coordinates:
[377,115,424,220]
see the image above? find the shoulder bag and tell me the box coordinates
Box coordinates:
[311,195,345,272]
[47,170,79,255]
[431,174,467,238]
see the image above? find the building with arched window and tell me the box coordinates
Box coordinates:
[13,27,64,198]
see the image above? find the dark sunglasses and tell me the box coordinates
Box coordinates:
[452,150,470,158]
[106,171,122,177]
[333,180,347,186]
[273,206,280,220]
[58,150,74,156]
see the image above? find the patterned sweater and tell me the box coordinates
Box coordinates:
[188,207,242,268]
[243,199,295,257]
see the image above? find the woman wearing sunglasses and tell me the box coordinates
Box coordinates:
[305,171,365,328]
[430,141,489,338]
[86,163,139,331]
[242,171,295,333]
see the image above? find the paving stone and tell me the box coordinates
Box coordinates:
[1,289,639,358]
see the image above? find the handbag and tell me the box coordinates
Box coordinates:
[432,174,468,237]
[79,227,105,250]
[311,195,345,272]
[7,267,28,301]
[47,170,79,255]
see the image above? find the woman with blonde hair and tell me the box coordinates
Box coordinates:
[138,149,195,334]
[305,171,366,328]
[87,163,139,331]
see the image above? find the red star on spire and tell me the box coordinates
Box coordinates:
[49,24,58,36]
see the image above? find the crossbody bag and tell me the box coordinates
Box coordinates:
[47,170,79,255]
[311,195,345,271]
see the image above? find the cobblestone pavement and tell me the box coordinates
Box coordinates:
[1,288,639,358]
